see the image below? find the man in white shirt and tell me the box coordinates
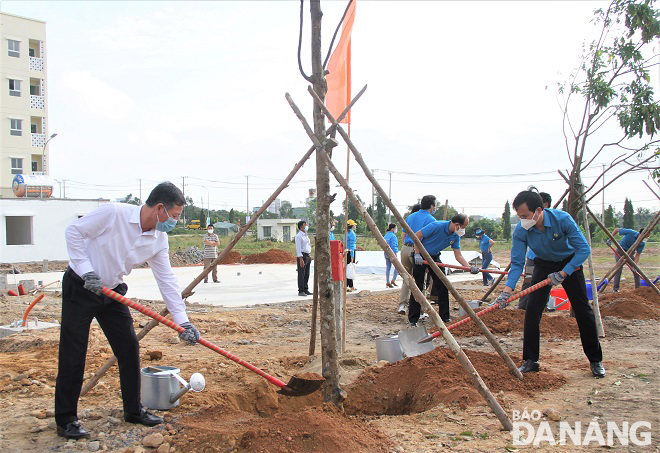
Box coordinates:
[295,220,313,297]
[55,182,200,439]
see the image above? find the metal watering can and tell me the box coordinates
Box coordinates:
[140,366,205,410]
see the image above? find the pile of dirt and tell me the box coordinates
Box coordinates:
[242,249,296,264]
[176,404,391,453]
[599,286,660,320]
[344,348,566,415]
[448,309,580,338]
[219,250,242,264]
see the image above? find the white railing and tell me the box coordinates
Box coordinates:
[30,95,45,109]
[32,133,46,148]
[30,56,44,72]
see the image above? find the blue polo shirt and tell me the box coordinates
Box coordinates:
[384,231,399,253]
[418,220,461,256]
[403,210,436,246]
[329,231,335,240]
[345,229,356,256]
[527,249,536,260]
[478,234,491,253]
[506,209,590,288]
[618,228,646,254]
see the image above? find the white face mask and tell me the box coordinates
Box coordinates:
[520,210,540,230]
[393,229,397,234]
[304,225,309,232]
[456,225,466,237]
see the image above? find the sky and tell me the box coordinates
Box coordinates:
[3,0,659,219]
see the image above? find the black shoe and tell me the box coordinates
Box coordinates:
[56,421,90,439]
[213,280,220,283]
[442,318,451,323]
[519,359,540,373]
[124,408,163,426]
[590,361,605,378]
[409,322,418,328]
[203,280,208,284]
[304,290,313,296]
[298,291,307,297]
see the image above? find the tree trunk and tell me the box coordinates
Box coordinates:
[310,0,342,407]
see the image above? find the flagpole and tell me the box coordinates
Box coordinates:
[343,122,350,353]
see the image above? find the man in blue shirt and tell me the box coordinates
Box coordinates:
[518,192,552,310]
[611,227,650,292]
[410,213,479,326]
[398,198,435,315]
[475,228,495,286]
[345,219,357,292]
[492,188,604,378]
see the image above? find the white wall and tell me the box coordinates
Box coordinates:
[0,198,109,262]
[256,218,299,242]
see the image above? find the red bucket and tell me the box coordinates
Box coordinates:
[550,288,571,311]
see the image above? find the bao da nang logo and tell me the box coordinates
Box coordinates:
[511,409,652,447]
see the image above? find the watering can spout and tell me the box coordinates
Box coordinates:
[169,372,205,404]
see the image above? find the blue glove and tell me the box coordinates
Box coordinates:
[414,253,423,265]
[548,272,566,286]
[491,291,511,309]
[179,322,201,344]
[469,266,480,275]
[82,272,103,296]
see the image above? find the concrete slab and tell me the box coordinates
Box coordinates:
[0,320,60,339]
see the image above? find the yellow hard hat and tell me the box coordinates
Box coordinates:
[347,219,357,226]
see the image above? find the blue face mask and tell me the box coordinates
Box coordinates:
[156,206,177,232]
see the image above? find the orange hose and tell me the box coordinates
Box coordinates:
[22,294,45,327]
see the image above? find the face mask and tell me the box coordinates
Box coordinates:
[155,206,177,232]
[456,226,466,237]
[304,225,309,232]
[431,206,437,214]
[207,229,214,234]
[520,211,539,230]
[393,229,397,234]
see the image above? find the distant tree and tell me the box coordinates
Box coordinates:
[469,217,503,240]
[306,198,317,231]
[375,194,387,233]
[502,201,512,240]
[280,200,294,218]
[634,207,653,228]
[623,198,635,228]
[228,208,236,224]
[342,194,367,234]
[120,193,140,205]
[604,204,616,228]
[198,209,207,229]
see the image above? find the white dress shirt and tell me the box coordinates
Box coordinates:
[295,230,312,257]
[66,203,189,325]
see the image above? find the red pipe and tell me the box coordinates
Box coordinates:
[101,287,289,390]
[22,294,45,327]
[423,261,508,275]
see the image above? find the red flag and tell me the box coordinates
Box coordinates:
[326,0,356,124]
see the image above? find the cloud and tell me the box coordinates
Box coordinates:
[58,71,135,121]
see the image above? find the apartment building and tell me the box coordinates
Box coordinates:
[0,12,49,198]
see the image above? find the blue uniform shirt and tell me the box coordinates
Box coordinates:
[506,209,590,288]
[329,231,335,241]
[384,231,399,253]
[618,228,646,254]
[404,210,436,245]
[478,234,491,253]
[418,220,461,256]
[345,229,356,256]
[527,249,536,260]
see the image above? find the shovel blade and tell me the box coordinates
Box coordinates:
[417,333,435,344]
[398,325,436,358]
[276,374,324,397]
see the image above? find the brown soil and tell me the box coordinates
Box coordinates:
[447,309,580,338]
[599,285,660,320]
[219,250,242,264]
[241,249,296,264]
[344,348,566,414]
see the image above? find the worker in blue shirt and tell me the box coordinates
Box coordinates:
[610,227,650,291]
[475,228,495,286]
[345,219,357,292]
[409,213,479,326]
[329,218,336,241]
[518,192,552,310]
[384,223,399,288]
[492,188,604,378]
[398,198,435,315]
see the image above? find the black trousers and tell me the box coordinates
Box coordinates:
[523,256,603,363]
[55,270,141,426]
[409,254,449,324]
[297,252,311,292]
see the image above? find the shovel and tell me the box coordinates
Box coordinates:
[423,261,509,275]
[101,287,324,397]
[417,278,553,344]
[397,325,436,358]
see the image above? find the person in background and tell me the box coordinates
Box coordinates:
[345,219,357,292]
[329,218,336,241]
[295,220,313,297]
[518,192,552,309]
[398,200,434,315]
[492,187,604,378]
[611,227,651,292]
[203,224,220,283]
[384,223,399,288]
[475,228,494,286]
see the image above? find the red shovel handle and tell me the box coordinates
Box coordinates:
[423,261,508,275]
[101,287,288,390]
[428,278,552,339]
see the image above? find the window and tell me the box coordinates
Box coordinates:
[10,158,23,175]
[30,84,40,96]
[9,79,21,97]
[263,226,272,237]
[31,123,37,133]
[5,216,33,245]
[29,48,35,57]
[10,119,22,136]
[32,161,38,171]
[8,39,19,58]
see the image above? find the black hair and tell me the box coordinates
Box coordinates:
[451,213,468,226]
[539,192,552,207]
[420,195,437,210]
[387,223,397,231]
[297,220,306,230]
[410,203,421,214]
[145,182,186,209]
[513,187,543,212]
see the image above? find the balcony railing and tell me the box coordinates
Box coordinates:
[30,56,44,72]
[30,95,45,109]
[32,133,46,148]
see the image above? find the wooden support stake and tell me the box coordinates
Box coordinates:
[306,86,523,381]
[580,202,605,337]
[481,263,512,302]
[309,246,319,356]
[442,199,449,220]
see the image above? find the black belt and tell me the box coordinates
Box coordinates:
[65,266,84,283]
[302,252,310,256]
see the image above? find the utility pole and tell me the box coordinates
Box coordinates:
[182,176,187,227]
[137,178,142,203]
[62,179,67,199]
[245,175,250,222]
[371,169,375,216]
[602,164,605,221]
[388,171,392,224]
